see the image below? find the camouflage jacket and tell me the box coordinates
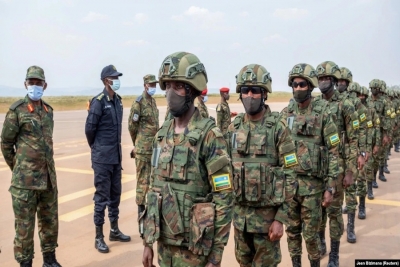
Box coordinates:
[346,92,370,153]
[315,90,358,175]
[226,105,298,233]
[371,95,392,138]
[164,106,173,121]
[197,100,209,118]
[146,109,233,264]
[281,97,339,195]
[365,99,381,147]
[128,91,159,155]
[1,95,56,190]
[216,101,231,135]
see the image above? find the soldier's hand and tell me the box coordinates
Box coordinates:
[373,145,380,155]
[365,152,370,162]
[357,155,365,170]
[230,112,237,118]
[268,220,284,241]
[130,147,136,159]
[383,135,390,146]
[142,246,155,267]
[343,172,354,189]
[322,190,333,208]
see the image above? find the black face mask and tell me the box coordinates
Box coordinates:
[319,80,334,94]
[371,88,379,96]
[293,89,311,103]
[337,84,347,93]
[166,88,193,117]
[241,96,264,115]
[360,98,367,105]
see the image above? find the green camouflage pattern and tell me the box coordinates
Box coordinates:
[164,106,173,121]
[197,100,209,118]
[25,65,45,80]
[339,67,353,83]
[135,157,152,206]
[288,63,318,88]
[369,79,381,90]
[319,188,344,241]
[216,101,231,135]
[1,96,56,190]
[236,64,272,93]
[316,61,341,80]
[143,74,158,84]
[157,242,209,267]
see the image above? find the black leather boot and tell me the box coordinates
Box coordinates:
[372,170,379,188]
[291,255,301,267]
[388,148,391,156]
[395,141,400,152]
[378,166,387,182]
[367,182,374,200]
[310,259,320,267]
[358,197,366,219]
[95,225,109,253]
[383,160,390,174]
[110,220,131,242]
[318,231,326,256]
[327,240,340,267]
[347,213,356,243]
[20,260,32,267]
[43,251,62,267]
[342,206,348,214]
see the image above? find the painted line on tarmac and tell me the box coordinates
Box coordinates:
[54,152,90,161]
[59,190,136,222]
[366,198,400,207]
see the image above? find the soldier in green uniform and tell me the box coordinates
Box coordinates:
[128,74,160,236]
[226,64,298,267]
[141,52,233,267]
[1,66,62,267]
[281,63,339,267]
[315,61,361,265]
[197,88,209,118]
[381,81,393,175]
[394,90,400,152]
[216,87,232,135]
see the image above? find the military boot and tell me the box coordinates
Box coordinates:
[372,170,379,188]
[20,260,32,267]
[395,140,400,152]
[291,256,301,267]
[383,160,390,174]
[358,197,366,219]
[327,240,340,267]
[43,251,62,267]
[378,166,387,182]
[347,213,356,243]
[310,259,320,267]
[318,231,326,256]
[367,182,374,200]
[95,225,109,253]
[109,220,131,242]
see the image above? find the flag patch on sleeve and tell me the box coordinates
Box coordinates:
[329,133,340,146]
[212,174,231,191]
[133,114,139,121]
[284,153,298,167]
[359,113,366,122]
[352,120,360,129]
[367,121,373,128]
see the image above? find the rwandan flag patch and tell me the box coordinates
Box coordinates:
[284,153,298,167]
[360,113,366,122]
[367,121,373,128]
[329,133,340,146]
[352,120,360,129]
[212,174,231,191]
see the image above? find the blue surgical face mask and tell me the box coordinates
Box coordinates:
[108,79,120,91]
[147,87,156,96]
[27,85,44,101]
[203,95,208,103]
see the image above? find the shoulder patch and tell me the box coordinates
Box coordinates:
[9,99,25,111]
[132,114,139,121]
[136,95,143,103]
[284,153,298,168]
[216,104,221,112]
[212,173,232,191]
[359,113,366,122]
[211,127,224,138]
[352,120,360,129]
[96,93,104,101]
[329,133,340,147]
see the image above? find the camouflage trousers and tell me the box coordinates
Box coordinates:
[135,154,151,206]
[9,186,59,263]
[345,169,363,213]
[286,191,322,261]
[157,242,208,267]
[234,227,281,267]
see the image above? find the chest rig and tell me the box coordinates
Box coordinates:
[230,112,285,207]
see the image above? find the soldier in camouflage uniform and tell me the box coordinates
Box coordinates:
[381,82,394,175]
[128,74,160,235]
[1,66,61,267]
[142,52,233,267]
[216,87,232,135]
[394,90,400,152]
[315,61,361,266]
[281,63,339,267]
[197,88,209,118]
[226,64,298,267]
[386,88,398,170]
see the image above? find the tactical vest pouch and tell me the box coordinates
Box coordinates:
[270,168,286,206]
[189,202,215,256]
[244,163,264,202]
[151,147,161,167]
[319,146,329,177]
[170,146,189,181]
[232,162,243,200]
[295,140,312,172]
[144,191,161,244]
[233,129,249,155]
[161,183,184,236]
[249,132,267,155]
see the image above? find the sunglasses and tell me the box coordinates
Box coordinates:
[292,81,308,88]
[240,86,262,94]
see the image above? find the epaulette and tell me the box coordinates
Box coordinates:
[42,99,53,110]
[136,95,143,103]
[9,99,25,111]
[116,93,122,99]
[96,93,104,101]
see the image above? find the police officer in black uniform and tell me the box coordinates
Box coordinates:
[85,65,131,254]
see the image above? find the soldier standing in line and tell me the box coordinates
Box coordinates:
[381,81,393,175]
[1,66,62,267]
[314,61,362,265]
[128,74,160,237]
[141,52,233,267]
[394,90,400,152]
[85,65,131,254]
[281,63,339,267]
[216,87,233,135]
[227,64,298,267]
[197,88,209,118]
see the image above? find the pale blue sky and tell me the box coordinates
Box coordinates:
[0,0,399,94]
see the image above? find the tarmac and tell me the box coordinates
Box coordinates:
[0,102,399,266]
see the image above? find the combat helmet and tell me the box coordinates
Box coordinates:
[316,61,341,80]
[347,82,362,94]
[369,79,381,90]
[236,64,272,94]
[380,80,387,94]
[361,86,369,96]
[158,52,207,91]
[288,63,318,89]
[339,67,353,83]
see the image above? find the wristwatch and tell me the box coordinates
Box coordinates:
[360,152,366,157]
[326,187,334,195]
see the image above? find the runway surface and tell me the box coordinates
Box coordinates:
[0,102,399,266]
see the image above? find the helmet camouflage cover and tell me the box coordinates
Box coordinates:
[347,82,362,94]
[288,63,318,88]
[369,79,381,90]
[236,64,272,93]
[316,61,341,80]
[158,51,208,92]
[380,80,387,94]
[361,86,369,96]
[339,67,353,83]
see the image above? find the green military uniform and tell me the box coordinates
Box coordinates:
[394,90,400,151]
[216,101,231,135]
[128,75,159,206]
[165,105,173,121]
[142,52,233,267]
[281,64,339,266]
[1,66,59,265]
[198,99,209,118]
[228,64,298,267]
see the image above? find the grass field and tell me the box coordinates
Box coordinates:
[0,92,295,113]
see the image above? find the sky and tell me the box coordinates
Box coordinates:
[0,0,399,95]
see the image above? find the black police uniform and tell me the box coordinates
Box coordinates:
[85,88,123,226]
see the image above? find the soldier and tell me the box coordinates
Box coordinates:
[226,64,297,267]
[1,66,61,267]
[128,74,160,237]
[394,90,400,152]
[85,65,131,254]
[197,88,209,118]
[282,63,339,267]
[141,52,233,267]
[216,87,232,135]
[315,61,361,265]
